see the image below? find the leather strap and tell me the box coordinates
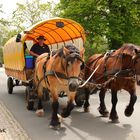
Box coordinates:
[45,71,68,80]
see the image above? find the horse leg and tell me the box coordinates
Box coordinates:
[83,88,90,112]
[98,88,109,117]
[36,86,44,117]
[109,90,119,123]
[125,89,137,117]
[50,92,60,129]
[61,92,75,118]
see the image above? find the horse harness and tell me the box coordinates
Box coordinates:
[35,49,84,90]
[104,52,137,80]
[89,50,138,83]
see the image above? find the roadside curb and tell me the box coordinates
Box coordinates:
[0,101,31,140]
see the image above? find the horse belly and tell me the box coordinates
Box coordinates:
[109,77,135,91]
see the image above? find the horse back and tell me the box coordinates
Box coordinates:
[85,54,104,81]
[34,53,50,87]
[87,54,103,65]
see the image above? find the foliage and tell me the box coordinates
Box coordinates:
[0,0,55,47]
[12,0,54,30]
[56,0,140,51]
[0,0,140,57]
[0,5,11,46]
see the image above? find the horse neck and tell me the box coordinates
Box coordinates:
[121,54,134,69]
[49,55,66,73]
[110,46,135,70]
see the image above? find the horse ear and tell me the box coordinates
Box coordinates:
[133,49,138,60]
[63,46,70,55]
[80,48,85,60]
[134,49,140,54]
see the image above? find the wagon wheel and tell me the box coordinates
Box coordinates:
[26,86,34,111]
[7,77,14,94]
[75,89,85,107]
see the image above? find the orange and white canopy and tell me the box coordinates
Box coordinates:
[22,17,86,50]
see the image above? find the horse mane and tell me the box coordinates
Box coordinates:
[64,44,80,54]
[57,44,80,57]
[86,54,103,67]
[116,43,140,56]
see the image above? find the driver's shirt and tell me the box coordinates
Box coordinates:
[30,43,50,56]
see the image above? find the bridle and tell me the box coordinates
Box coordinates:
[42,48,84,86]
[61,51,84,78]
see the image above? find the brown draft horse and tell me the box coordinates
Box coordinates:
[84,43,140,123]
[30,44,84,129]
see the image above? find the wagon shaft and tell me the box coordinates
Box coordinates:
[78,77,116,91]
[79,81,101,91]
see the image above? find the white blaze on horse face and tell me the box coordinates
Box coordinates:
[67,59,82,92]
[67,59,81,77]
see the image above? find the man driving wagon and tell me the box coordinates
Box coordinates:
[30,35,50,57]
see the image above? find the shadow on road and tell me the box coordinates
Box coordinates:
[65,111,132,140]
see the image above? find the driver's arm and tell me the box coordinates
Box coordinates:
[30,44,39,57]
[29,51,39,57]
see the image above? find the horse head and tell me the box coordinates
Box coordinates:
[132,48,140,85]
[62,44,85,92]
[116,43,140,85]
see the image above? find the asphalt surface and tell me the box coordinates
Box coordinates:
[0,67,140,140]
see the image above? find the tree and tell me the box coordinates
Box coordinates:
[12,0,54,30]
[107,0,140,48]
[0,0,56,47]
[0,4,11,46]
[56,0,140,51]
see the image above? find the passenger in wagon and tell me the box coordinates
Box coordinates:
[30,35,50,57]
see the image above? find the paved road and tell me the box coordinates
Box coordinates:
[0,67,140,140]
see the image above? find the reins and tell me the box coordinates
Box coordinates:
[81,50,137,88]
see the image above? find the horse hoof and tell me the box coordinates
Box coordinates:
[102,112,109,117]
[49,120,61,130]
[98,107,109,117]
[61,109,70,118]
[84,107,90,112]
[125,106,134,117]
[109,119,120,124]
[61,113,69,118]
[35,109,44,117]
[49,124,61,130]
